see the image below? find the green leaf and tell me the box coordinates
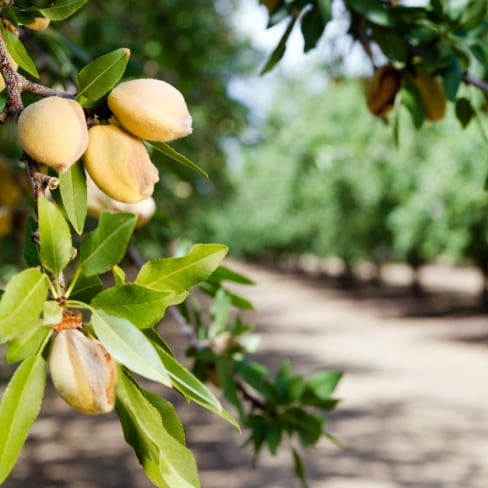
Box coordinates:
[215,358,244,419]
[116,368,200,488]
[260,17,296,75]
[292,448,309,488]
[440,57,463,101]
[348,0,395,27]
[148,331,239,430]
[136,243,228,294]
[0,354,46,484]
[42,300,63,326]
[91,309,171,386]
[265,419,282,454]
[455,97,475,128]
[304,370,342,399]
[200,281,254,310]
[0,268,48,343]
[147,141,208,178]
[300,4,328,53]
[2,28,38,78]
[79,212,137,277]
[6,325,51,364]
[456,0,487,31]
[92,284,184,329]
[400,82,425,130]
[57,162,87,235]
[39,0,87,21]
[67,272,103,302]
[209,265,255,285]
[112,265,126,286]
[1,7,38,28]
[23,216,40,267]
[77,48,130,105]
[142,388,186,445]
[38,196,73,275]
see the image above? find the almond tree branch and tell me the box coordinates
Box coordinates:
[463,71,488,97]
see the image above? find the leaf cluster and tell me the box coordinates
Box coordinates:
[183,267,342,485]
[259,0,488,129]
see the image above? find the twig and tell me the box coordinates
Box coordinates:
[463,71,488,98]
[236,379,267,412]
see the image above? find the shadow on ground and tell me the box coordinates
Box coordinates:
[2,260,488,488]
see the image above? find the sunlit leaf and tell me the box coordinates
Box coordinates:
[0,268,48,343]
[77,48,130,106]
[38,196,73,275]
[91,310,171,387]
[136,243,228,294]
[6,325,51,364]
[92,284,185,328]
[0,354,46,484]
[3,28,38,77]
[147,330,239,430]
[39,0,87,21]
[57,162,87,235]
[79,212,137,277]
[116,368,200,487]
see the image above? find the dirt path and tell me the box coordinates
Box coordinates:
[3,259,488,488]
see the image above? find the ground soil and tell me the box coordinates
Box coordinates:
[2,259,488,488]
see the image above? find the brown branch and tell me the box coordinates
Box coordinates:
[236,380,267,412]
[21,79,75,98]
[0,33,23,117]
[463,71,488,97]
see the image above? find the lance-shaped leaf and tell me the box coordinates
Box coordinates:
[77,48,130,107]
[92,284,185,329]
[79,212,137,277]
[91,310,171,387]
[260,16,296,75]
[0,268,48,343]
[147,329,239,430]
[3,29,38,78]
[142,388,186,445]
[136,244,228,294]
[38,196,73,275]
[0,354,46,484]
[116,369,200,488]
[147,142,207,178]
[39,0,87,21]
[6,325,52,364]
[57,162,87,235]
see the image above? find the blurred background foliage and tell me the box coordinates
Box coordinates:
[2,0,488,301]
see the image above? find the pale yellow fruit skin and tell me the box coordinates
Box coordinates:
[86,172,156,226]
[24,17,50,30]
[84,124,159,203]
[18,97,88,172]
[48,329,116,415]
[107,78,192,142]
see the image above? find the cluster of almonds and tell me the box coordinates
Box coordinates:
[17,77,192,223]
[15,78,191,414]
[366,64,447,122]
